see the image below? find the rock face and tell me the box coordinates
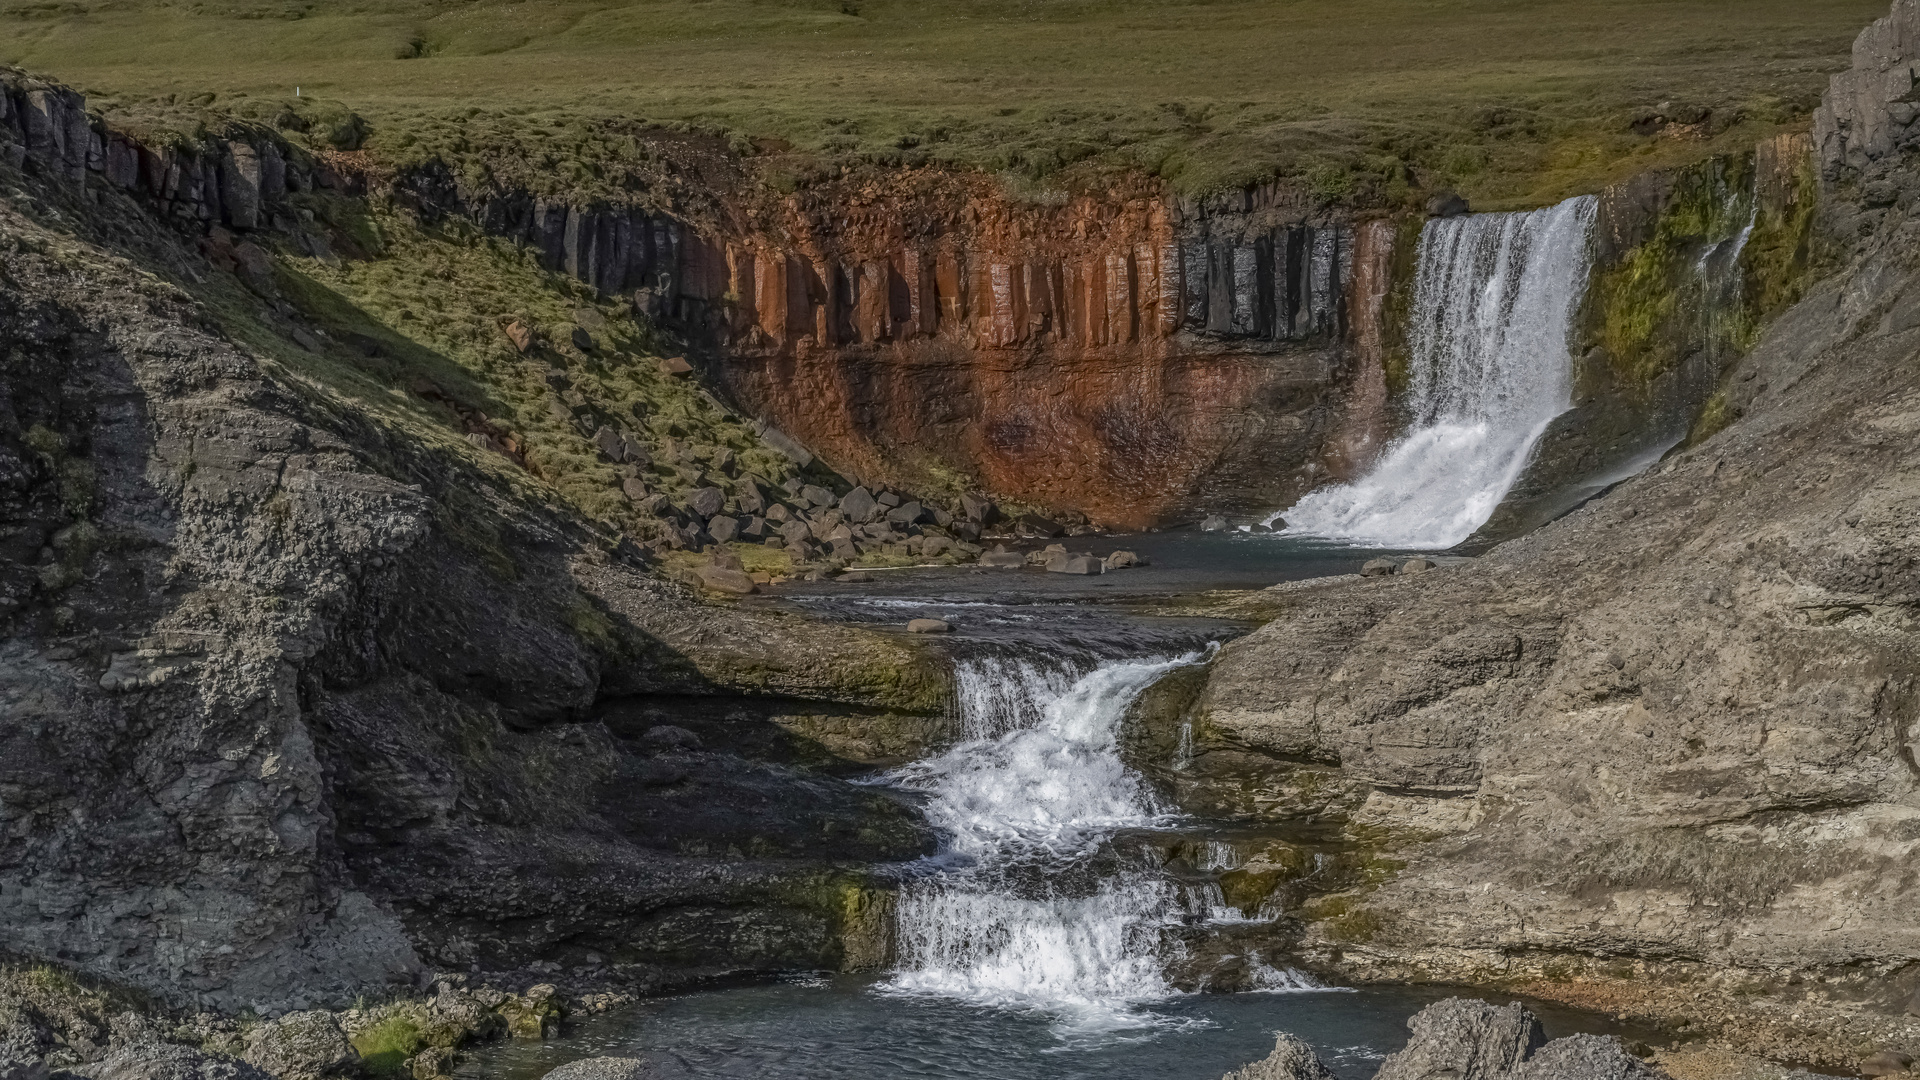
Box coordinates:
[1219,1001,1666,1080]
[1373,999,1545,1080]
[0,91,944,1014]
[1179,11,1920,1064]
[1224,1033,1337,1080]
[700,172,1369,528]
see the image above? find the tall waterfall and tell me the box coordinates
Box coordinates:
[1275,195,1598,549]
[882,647,1309,1029]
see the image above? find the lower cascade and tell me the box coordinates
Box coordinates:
[882,647,1315,1029]
[1274,195,1599,549]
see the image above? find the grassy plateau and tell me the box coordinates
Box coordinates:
[0,0,1892,206]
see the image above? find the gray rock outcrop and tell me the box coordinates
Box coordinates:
[238,1011,356,1079]
[1510,1035,1667,1080]
[1223,1033,1336,1080]
[1374,1000,1545,1080]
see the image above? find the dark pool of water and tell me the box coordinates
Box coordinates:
[455,976,1657,1080]
[755,531,1454,654]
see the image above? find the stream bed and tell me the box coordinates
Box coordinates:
[462,532,1651,1079]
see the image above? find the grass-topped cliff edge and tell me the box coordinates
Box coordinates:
[0,0,1889,207]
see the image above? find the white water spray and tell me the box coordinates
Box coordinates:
[884,647,1316,1027]
[1273,195,1598,549]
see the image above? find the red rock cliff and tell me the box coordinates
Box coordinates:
[669,170,1381,529]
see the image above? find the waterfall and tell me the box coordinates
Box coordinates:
[1273,195,1598,550]
[884,645,1310,1029]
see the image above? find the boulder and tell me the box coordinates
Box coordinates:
[765,503,793,524]
[497,985,562,1040]
[658,356,694,378]
[688,487,726,519]
[1199,514,1229,532]
[923,535,953,558]
[1400,557,1437,574]
[504,320,536,353]
[837,570,874,583]
[887,501,926,526]
[840,486,878,522]
[695,566,756,595]
[622,477,649,501]
[570,326,596,351]
[240,1010,356,1079]
[1048,555,1103,575]
[1222,1033,1335,1080]
[1427,190,1471,218]
[740,516,768,540]
[1511,1035,1669,1080]
[779,519,813,546]
[907,619,952,634]
[1373,999,1546,1080]
[1015,514,1063,538]
[736,479,768,516]
[800,484,836,509]
[953,521,982,542]
[407,1046,455,1078]
[876,491,901,508]
[706,516,740,543]
[960,492,999,523]
[1360,558,1398,577]
[830,537,858,561]
[75,1043,275,1080]
[978,547,1025,568]
[1863,1052,1917,1078]
[638,725,701,752]
[541,1059,652,1080]
[1104,550,1140,570]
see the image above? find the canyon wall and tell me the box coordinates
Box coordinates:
[1163,3,1920,1062]
[689,174,1379,528]
[0,72,950,1013]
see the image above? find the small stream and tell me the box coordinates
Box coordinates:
[458,534,1658,1078]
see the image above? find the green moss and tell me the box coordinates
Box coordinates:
[350,1016,425,1077]
[1741,150,1822,322]
[1590,156,1760,390]
[1378,213,1427,401]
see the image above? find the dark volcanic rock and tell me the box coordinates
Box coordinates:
[0,110,947,1013]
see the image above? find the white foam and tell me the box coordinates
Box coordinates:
[1273,195,1598,549]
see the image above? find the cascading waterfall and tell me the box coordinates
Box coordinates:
[1272,195,1599,549]
[883,645,1309,1028]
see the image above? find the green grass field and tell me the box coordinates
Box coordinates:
[0,0,1889,204]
